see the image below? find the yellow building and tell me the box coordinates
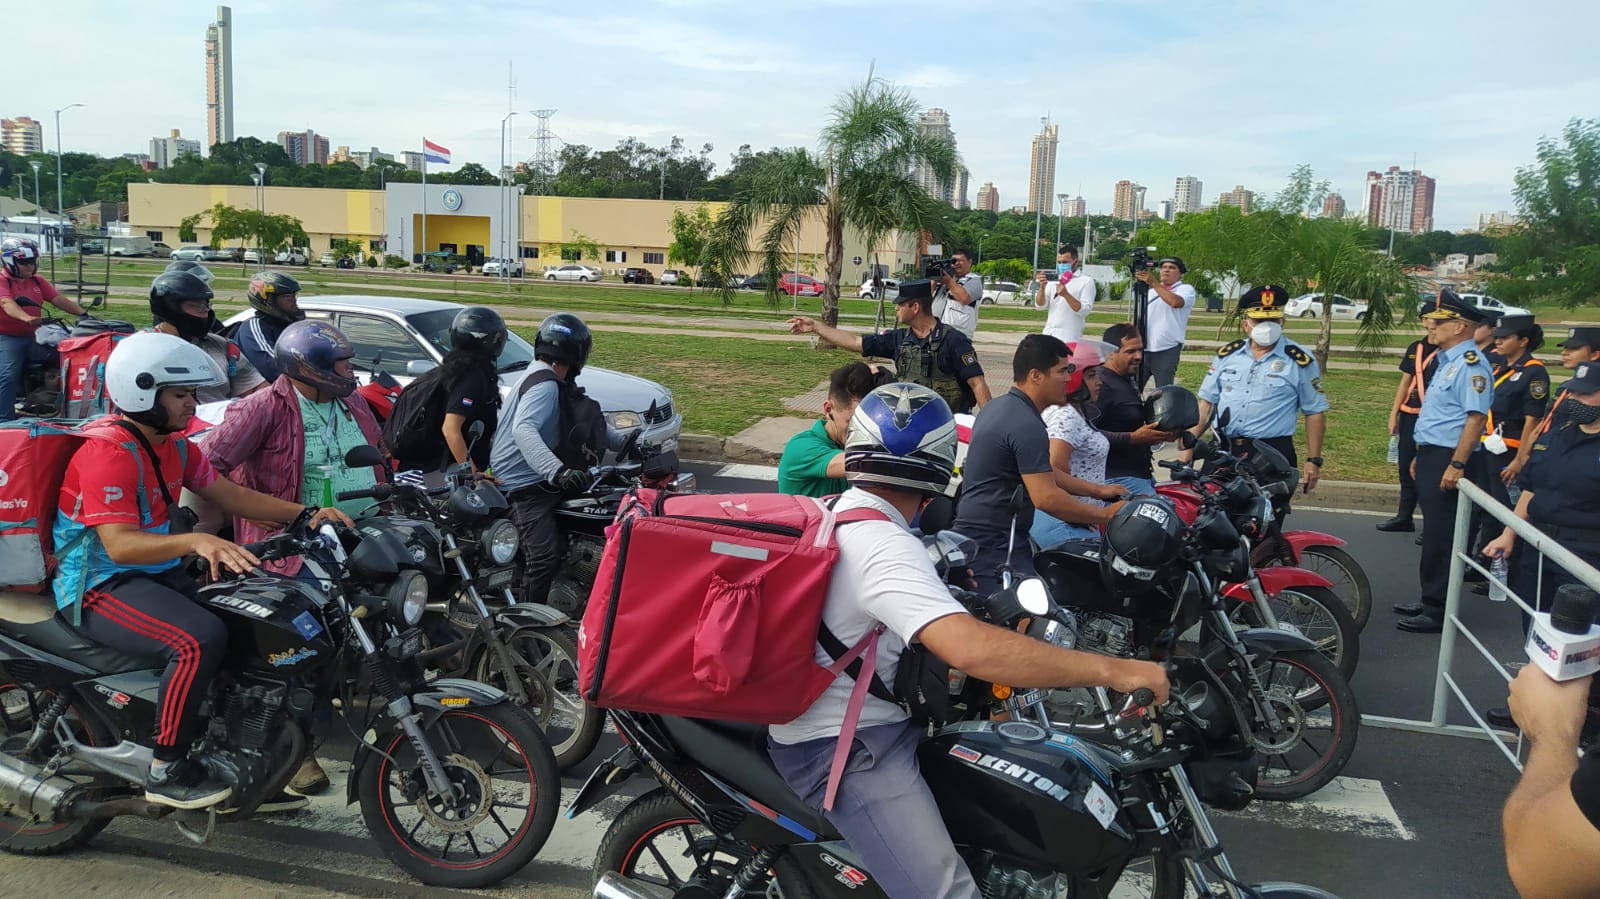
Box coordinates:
[127,183,914,281]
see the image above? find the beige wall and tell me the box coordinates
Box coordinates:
[128,183,386,252]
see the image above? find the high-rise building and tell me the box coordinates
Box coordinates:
[1061,195,1086,218]
[915,108,962,205]
[1173,176,1203,215]
[976,181,999,212]
[277,129,330,166]
[1321,192,1347,219]
[1,116,43,155]
[401,151,425,173]
[1158,199,1174,222]
[1218,184,1254,215]
[1027,123,1059,213]
[123,153,154,171]
[205,6,234,150]
[955,170,970,210]
[150,129,203,169]
[1363,166,1435,234]
[1477,210,1520,232]
[349,148,394,171]
[330,145,352,164]
[1113,180,1146,221]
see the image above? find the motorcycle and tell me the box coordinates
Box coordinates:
[12,300,128,418]
[546,433,696,617]
[571,570,1340,898]
[339,432,603,771]
[0,510,559,888]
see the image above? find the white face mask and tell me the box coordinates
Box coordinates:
[1249,321,1282,346]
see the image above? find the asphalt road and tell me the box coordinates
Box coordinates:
[3,461,1524,898]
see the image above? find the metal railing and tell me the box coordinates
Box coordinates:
[1364,478,1600,770]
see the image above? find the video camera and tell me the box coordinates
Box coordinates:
[1128,246,1160,273]
[924,257,958,280]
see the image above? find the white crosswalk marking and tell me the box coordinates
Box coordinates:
[1214,776,1415,840]
[712,463,781,482]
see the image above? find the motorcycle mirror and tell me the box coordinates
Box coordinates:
[1179,431,1197,450]
[344,444,383,469]
[618,428,642,462]
[405,359,437,376]
[1216,407,1232,433]
[1015,578,1051,617]
[466,420,486,451]
[916,495,955,535]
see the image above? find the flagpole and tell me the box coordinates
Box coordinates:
[421,136,428,269]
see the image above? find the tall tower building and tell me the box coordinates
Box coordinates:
[278,129,330,166]
[1321,193,1347,219]
[205,6,234,150]
[1113,180,1145,221]
[976,181,1000,212]
[1217,184,1254,214]
[1158,199,1174,222]
[150,129,202,169]
[1363,166,1435,234]
[1062,196,1086,218]
[1,117,43,155]
[1027,123,1058,213]
[1173,175,1203,215]
[915,108,960,204]
[955,170,970,209]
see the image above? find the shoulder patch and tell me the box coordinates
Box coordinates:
[1217,338,1246,357]
[1285,344,1312,367]
[1464,350,1480,364]
[1530,379,1548,400]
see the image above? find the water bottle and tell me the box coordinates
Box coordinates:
[1489,557,1509,602]
[1387,435,1400,465]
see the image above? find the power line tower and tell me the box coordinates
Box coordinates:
[527,109,561,196]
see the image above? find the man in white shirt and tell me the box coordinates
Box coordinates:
[1136,256,1196,388]
[930,250,983,339]
[768,382,1170,899]
[1033,244,1096,343]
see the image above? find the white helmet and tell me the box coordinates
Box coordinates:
[106,331,227,414]
[843,383,958,496]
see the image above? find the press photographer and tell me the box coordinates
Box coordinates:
[929,249,983,339]
[1131,251,1195,388]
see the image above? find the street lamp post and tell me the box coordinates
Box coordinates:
[499,111,517,283]
[254,163,267,265]
[250,173,262,266]
[1131,186,1148,243]
[1055,193,1070,253]
[29,161,41,219]
[53,103,84,237]
[978,233,988,265]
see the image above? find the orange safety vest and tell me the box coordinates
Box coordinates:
[1484,357,1546,449]
[1534,388,1569,439]
[1399,344,1438,415]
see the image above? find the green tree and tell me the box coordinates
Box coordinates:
[177,202,309,258]
[330,238,365,262]
[667,204,715,289]
[1496,117,1600,308]
[560,230,599,262]
[703,73,959,323]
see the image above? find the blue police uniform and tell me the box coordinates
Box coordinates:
[1199,336,1328,467]
[1512,416,1600,616]
[1414,340,1494,448]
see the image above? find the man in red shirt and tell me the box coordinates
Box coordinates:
[54,331,349,810]
[0,238,86,420]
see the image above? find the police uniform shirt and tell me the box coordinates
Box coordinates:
[1413,341,1494,448]
[1399,338,1440,411]
[1486,354,1551,443]
[1516,419,1600,530]
[1198,337,1328,438]
[860,325,984,385]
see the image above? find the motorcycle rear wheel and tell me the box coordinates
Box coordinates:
[1231,584,1360,682]
[1247,649,1360,802]
[0,683,112,855]
[1275,545,1372,632]
[473,624,603,772]
[594,789,818,896]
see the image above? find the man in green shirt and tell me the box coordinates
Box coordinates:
[778,362,881,497]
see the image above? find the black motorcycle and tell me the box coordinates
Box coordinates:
[0,509,559,888]
[341,431,603,771]
[571,571,1339,898]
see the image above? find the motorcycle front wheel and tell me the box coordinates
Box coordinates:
[1231,585,1360,682]
[473,623,604,771]
[593,789,818,897]
[1246,649,1360,802]
[357,702,559,888]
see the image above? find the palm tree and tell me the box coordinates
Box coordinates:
[704,74,960,325]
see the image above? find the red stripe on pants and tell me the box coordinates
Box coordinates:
[84,591,202,747]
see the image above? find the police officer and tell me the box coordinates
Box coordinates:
[1513,326,1600,456]
[1379,302,1442,532]
[788,278,992,414]
[1185,284,1328,491]
[1483,315,1550,493]
[1394,289,1495,633]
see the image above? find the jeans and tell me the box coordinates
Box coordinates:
[769,721,979,899]
[1030,512,1099,549]
[0,332,36,422]
[507,485,564,605]
[1143,345,1183,389]
[1106,476,1156,498]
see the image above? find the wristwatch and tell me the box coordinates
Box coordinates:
[1448,460,1467,471]
[1306,456,1323,468]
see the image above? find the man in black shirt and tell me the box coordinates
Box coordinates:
[1503,661,1600,897]
[1096,323,1178,497]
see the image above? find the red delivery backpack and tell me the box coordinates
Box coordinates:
[577,489,891,723]
[56,319,138,420]
[0,420,90,591]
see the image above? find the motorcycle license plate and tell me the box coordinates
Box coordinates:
[1014,688,1046,708]
[481,566,515,590]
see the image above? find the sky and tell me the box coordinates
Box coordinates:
[25,0,1600,232]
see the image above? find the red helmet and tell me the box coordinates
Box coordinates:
[1066,339,1115,399]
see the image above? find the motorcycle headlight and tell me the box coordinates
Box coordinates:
[607,411,642,430]
[387,570,429,627]
[481,519,519,566]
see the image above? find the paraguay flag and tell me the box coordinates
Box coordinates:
[423,139,451,165]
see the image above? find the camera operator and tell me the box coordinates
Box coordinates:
[930,250,983,340]
[1134,256,1196,388]
[1502,663,1600,898]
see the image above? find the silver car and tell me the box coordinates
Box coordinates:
[223,295,683,458]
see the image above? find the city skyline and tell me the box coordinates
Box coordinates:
[17,1,1598,232]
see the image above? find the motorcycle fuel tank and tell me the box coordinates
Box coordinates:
[198,577,336,675]
[920,721,1136,873]
[554,496,620,537]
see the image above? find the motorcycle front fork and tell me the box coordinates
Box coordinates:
[443,533,533,707]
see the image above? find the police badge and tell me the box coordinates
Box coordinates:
[1471,375,1488,393]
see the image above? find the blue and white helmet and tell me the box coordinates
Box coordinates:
[843,383,957,496]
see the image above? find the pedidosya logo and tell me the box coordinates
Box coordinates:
[441,189,463,211]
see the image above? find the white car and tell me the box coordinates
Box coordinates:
[982,281,1022,305]
[545,264,602,282]
[242,249,264,264]
[1458,293,1530,319]
[858,278,900,300]
[274,248,309,266]
[1285,293,1369,321]
[171,245,209,262]
[660,269,689,286]
[481,258,525,277]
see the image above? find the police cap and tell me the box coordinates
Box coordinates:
[1491,314,1537,339]
[894,278,934,305]
[1420,289,1491,324]
[1567,362,1600,396]
[1562,327,1600,351]
[1238,284,1290,320]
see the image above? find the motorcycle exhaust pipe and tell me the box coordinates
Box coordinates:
[0,751,81,823]
[593,871,674,899]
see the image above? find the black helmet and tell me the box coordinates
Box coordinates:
[164,259,215,285]
[534,313,592,375]
[1100,497,1184,589]
[451,306,508,359]
[149,271,217,341]
[247,270,304,323]
[1144,384,1199,432]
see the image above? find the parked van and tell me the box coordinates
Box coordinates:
[107,236,156,257]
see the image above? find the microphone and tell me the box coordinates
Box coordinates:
[1526,585,1600,681]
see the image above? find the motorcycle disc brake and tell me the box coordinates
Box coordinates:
[414,752,493,834]
[1247,686,1305,755]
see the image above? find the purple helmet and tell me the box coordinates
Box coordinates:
[274,320,358,397]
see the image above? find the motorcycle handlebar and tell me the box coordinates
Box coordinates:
[1120,688,1157,718]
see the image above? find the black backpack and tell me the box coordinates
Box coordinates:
[516,369,609,469]
[382,367,451,469]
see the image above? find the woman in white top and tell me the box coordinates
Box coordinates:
[1030,340,1130,548]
